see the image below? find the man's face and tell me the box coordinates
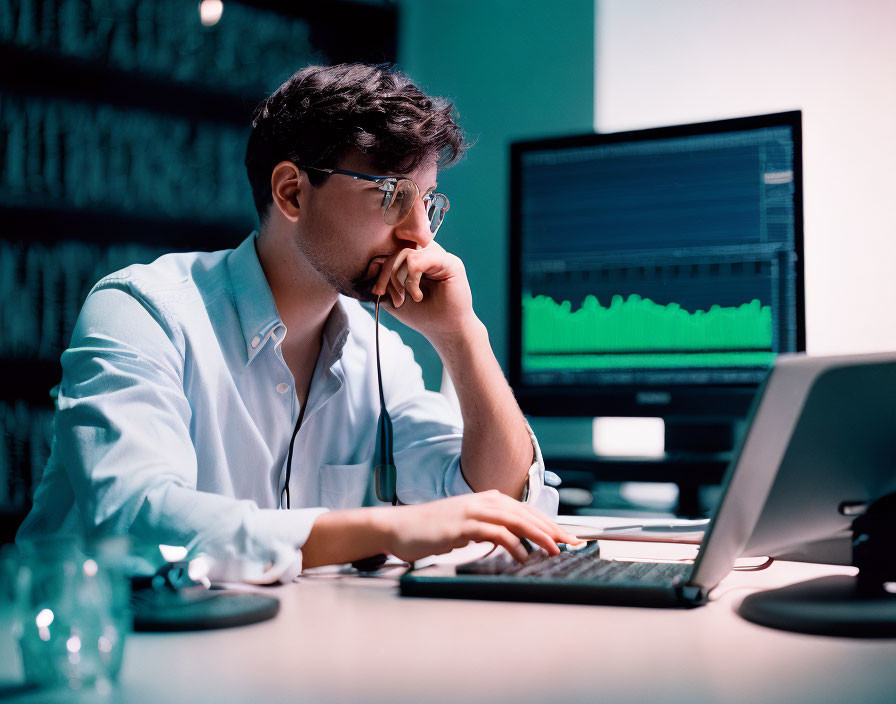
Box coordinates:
[295,151,439,302]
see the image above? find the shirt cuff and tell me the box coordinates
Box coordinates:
[445,455,476,498]
[204,507,329,584]
[520,420,560,517]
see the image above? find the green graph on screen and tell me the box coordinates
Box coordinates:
[523,293,775,370]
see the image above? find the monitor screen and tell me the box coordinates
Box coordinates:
[509,112,805,419]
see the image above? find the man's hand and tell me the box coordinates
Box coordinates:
[371,241,476,348]
[302,492,582,570]
[376,490,581,564]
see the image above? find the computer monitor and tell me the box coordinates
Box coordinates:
[509,111,805,429]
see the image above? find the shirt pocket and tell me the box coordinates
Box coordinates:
[319,460,372,510]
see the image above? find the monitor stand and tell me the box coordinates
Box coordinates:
[665,419,740,455]
[737,492,896,637]
[551,418,741,516]
[663,419,741,516]
[737,575,896,637]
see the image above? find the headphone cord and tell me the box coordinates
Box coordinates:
[374,295,398,506]
[283,296,395,512]
[281,383,309,510]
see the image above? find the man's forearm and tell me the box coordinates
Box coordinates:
[302,493,577,570]
[433,318,532,499]
[301,507,392,569]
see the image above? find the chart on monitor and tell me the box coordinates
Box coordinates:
[509,112,804,418]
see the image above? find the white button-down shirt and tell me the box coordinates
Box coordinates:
[18,231,557,581]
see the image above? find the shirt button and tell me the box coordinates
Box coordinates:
[251,336,261,348]
[276,383,289,394]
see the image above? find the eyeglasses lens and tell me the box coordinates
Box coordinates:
[427,194,449,234]
[383,180,418,226]
[383,180,449,234]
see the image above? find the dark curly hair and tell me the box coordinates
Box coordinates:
[245,63,469,226]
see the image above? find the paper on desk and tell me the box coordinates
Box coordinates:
[558,516,708,545]
[596,540,699,562]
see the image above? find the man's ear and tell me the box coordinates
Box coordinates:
[270,161,304,223]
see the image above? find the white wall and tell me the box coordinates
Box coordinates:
[595,0,896,354]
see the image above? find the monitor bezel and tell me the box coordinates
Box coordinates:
[508,110,805,419]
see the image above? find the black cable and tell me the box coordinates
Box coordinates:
[732,556,775,571]
[281,392,308,510]
[374,296,398,506]
[375,296,387,415]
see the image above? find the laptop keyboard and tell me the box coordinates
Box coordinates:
[456,541,692,585]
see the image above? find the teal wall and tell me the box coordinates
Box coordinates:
[386,0,595,390]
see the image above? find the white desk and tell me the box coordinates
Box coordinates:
[2,555,896,703]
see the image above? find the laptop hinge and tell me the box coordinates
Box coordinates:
[677,584,707,605]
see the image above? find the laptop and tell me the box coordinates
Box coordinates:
[399,352,896,607]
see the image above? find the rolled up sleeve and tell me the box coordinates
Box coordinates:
[55,285,321,583]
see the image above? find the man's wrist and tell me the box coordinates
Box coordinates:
[430,315,488,363]
[366,505,396,556]
[302,506,396,568]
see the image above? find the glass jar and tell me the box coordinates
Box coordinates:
[6,536,131,693]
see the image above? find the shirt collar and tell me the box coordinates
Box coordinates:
[227,230,283,365]
[227,230,352,366]
[321,297,351,365]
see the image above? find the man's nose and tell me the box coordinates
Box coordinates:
[392,196,433,249]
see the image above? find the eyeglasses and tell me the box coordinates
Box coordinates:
[298,166,450,235]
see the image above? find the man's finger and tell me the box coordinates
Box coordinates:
[467,523,529,562]
[485,490,577,545]
[389,250,423,297]
[471,509,561,556]
[393,260,424,302]
[395,260,409,287]
[398,262,424,302]
[517,504,581,544]
[388,279,404,307]
[498,493,579,544]
[373,249,408,297]
[389,246,453,297]
[407,273,424,302]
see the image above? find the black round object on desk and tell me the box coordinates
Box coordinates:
[737,575,896,638]
[131,589,280,632]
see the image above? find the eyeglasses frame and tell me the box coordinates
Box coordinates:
[297,165,450,235]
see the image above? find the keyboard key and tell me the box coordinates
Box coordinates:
[457,540,691,585]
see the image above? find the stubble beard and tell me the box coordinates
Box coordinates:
[295,228,378,303]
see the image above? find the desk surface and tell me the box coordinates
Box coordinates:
[2,555,896,703]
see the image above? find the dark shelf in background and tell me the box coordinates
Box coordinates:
[1,360,60,404]
[0,1,398,126]
[1,204,250,251]
[547,454,729,484]
[0,43,261,126]
[243,0,398,67]
[0,507,28,544]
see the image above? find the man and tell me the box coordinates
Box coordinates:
[18,63,576,582]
